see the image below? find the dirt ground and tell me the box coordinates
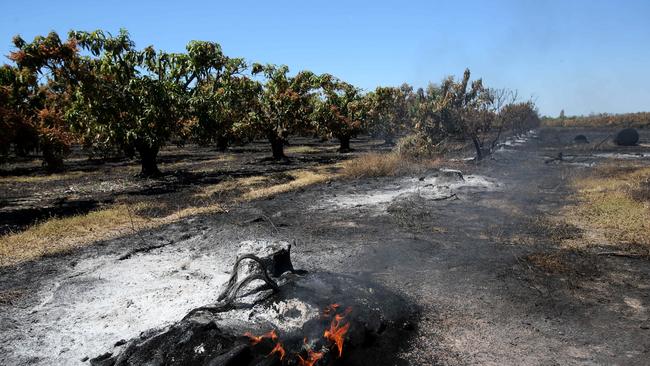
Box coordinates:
[1,128,649,365]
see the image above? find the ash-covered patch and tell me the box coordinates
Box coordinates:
[3,233,234,365]
[251,298,320,331]
[314,169,500,212]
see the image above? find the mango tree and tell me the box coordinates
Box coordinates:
[411,83,449,143]
[0,65,37,161]
[313,75,367,152]
[366,84,412,145]
[6,32,79,171]
[250,64,319,159]
[67,30,187,176]
[183,41,257,151]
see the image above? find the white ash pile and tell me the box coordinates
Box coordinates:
[316,168,499,212]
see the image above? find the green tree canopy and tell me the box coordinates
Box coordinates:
[313,75,368,152]
[66,29,189,176]
[249,64,320,159]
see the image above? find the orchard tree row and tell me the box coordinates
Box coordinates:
[1,29,540,176]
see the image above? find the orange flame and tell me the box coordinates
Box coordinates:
[268,342,286,360]
[244,304,353,363]
[323,306,352,357]
[244,329,278,345]
[297,349,324,366]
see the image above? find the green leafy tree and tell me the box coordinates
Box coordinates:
[183,41,258,151]
[313,75,368,152]
[249,64,320,159]
[67,29,187,176]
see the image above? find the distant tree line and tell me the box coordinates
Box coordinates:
[1,29,540,175]
[543,111,650,129]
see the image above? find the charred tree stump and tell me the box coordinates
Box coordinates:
[186,241,299,317]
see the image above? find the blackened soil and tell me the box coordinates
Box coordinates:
[1,128,650,365]
[0,137,387,234]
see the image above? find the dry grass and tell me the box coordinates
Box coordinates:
[0,165,338,267]
[0,200,226,267]
[339,151,444,179]
[565,161,650,253]
[0,170,87,184]
[0,203,149,266]
[285,145,329,155]
[196,175,267,199]
[161,155,236,172]
[340,152,403,179]
[241,168,337,201]
[196,164,341,203]
[526,252,570,273]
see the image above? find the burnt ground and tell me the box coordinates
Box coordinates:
[0,137,389,235]
[1,127,650,365]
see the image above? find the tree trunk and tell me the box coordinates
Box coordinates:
[471,135,483,161]
[338,135,351,153]
[216,135,229,152]
[123,143,136,159]
[42,145,64,173]
[268,134,286,160]
[136,143,161,177]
